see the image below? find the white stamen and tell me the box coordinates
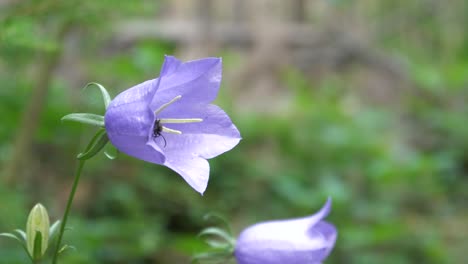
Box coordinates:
[154,95,182,115]
[152,95,203,140]
[162,126,182,134]
[159,118,203,124]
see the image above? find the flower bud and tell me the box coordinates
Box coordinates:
[26,203,50,259]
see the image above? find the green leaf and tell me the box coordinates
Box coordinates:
[84,82,112,109]
[198,227,236,247]
[0,232,24,244]
[203,213,233,235]
[0,232,32,261]
[61,113,105,127]
[32,231,42,260]
[77,129,109,160]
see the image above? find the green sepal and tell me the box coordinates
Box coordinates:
[58,244,76,255]
[14,229,27,242]
[61,113,105,127]
[49,221,61,242]
[203,238,231,249]
[104,144,119,160]
[83,82,112,109]
[193,214,236,263]
[203,213,233,235]
[77,128,109,160]
[198,227,236,247]
[32,231,42,260]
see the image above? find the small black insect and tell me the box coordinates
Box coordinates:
[152,119,167,147]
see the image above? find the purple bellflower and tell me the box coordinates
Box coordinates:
[234,198,336,264]
[104,56,241,194]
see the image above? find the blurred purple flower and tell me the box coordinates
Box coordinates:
[235,198,336,264]
[104,56,241,194]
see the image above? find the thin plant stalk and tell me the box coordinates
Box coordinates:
[51,160,86,264]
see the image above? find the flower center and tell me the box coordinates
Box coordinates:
[152,95,203,139]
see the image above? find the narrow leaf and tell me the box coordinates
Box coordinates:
[0,232,32,260]
[77,129,109,160]
[14,229,27,242]
[84,82,112,109]
[58,244,76,255]
[0,232,24,244]
[61,113,105,127]
[83,128,106,153]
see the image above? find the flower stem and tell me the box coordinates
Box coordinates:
[51,159,86,264]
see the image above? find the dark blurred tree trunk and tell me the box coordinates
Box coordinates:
[198,0,213,32]
[3,24,71,186]
[180,0,216,57]
[232,0,246,23]
[197,0,214,49]
[292,0,307,22]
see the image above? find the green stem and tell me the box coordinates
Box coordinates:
[51,160,86,264]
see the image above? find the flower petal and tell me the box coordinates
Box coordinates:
[159,55,182,76]
[105,80,165,163]
[108,79,157,108]
[149,57,222,111]
[305,197,332,227]
[105,79,156,138]
[106,100,152,137]
[163,154,209,194]
[155,104,241,158]
[106,134,165,164]
[310,221,337,260]
[234,199,335,264]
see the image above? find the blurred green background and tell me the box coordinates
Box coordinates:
[0,0,467,263]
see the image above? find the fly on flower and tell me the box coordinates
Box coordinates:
[104,56,241,194]
[150,95,203,147]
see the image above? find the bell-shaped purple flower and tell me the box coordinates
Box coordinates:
[235,199,336,264]
[104,56,241,194]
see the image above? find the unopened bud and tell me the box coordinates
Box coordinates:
[26,203,50,259]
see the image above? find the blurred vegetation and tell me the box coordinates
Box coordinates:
[0,0,467,263]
